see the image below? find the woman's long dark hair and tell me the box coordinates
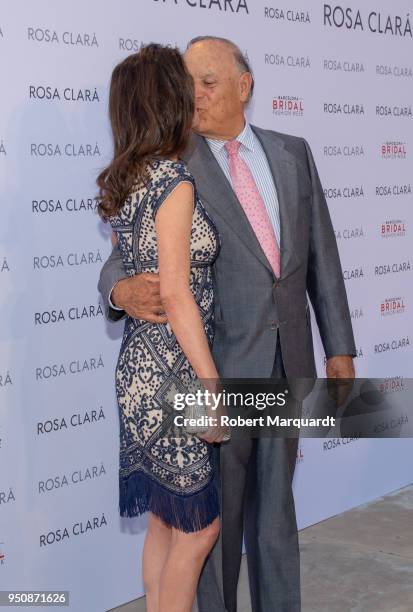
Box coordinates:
[97,44,194,220]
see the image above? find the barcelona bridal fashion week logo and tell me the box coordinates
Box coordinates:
[380,297,406,316]
[379,377,405,394]
[152,0,249,13]
[381,141,407,159]
[272,95,304,116]
[381,220,407,238]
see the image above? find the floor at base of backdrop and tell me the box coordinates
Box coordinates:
[110,483,413,612]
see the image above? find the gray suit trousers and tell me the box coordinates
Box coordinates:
[197,337,300,612]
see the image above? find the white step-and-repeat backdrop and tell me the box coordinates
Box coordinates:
[1,1,412,610]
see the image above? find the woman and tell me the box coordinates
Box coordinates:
[97,44,227,612]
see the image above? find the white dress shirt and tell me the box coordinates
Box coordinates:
[205,121,281,246]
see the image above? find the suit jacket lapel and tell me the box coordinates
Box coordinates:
[183,134,273,273]
[183,128,300,278]
[251,126,300,279]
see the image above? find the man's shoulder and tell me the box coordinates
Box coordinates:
[184,126,312,168]
[251,124,308,158]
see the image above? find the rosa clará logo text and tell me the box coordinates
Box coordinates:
[153,0,249,13]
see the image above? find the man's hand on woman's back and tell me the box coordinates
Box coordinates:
[111,273,168,323]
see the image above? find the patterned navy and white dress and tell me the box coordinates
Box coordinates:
[109,159,220,532]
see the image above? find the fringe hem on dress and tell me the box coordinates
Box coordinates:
[119,470,220,533]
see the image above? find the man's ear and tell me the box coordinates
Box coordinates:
[239,72,253,103]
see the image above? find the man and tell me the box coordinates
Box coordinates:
[99,37,356,612]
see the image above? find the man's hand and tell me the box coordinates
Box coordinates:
[326,355,355,379]
[111,273,168,323]
[326,354,355,407]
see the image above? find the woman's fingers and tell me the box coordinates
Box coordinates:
[198,428,217,444]
[198,426,231,444]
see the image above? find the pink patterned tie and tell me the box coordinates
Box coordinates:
[225,140,281,278]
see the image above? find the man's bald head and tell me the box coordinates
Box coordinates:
[187,36,254,100]
[184,36,254,140]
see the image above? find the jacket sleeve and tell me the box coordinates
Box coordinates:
[98,243,127,322]
[303,138,357,359]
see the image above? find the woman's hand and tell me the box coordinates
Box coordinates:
[198,426,230,444]
[198,400,230,444]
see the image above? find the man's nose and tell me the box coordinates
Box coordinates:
[194,84,205,100]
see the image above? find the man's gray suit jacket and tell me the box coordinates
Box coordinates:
[98,126,356,378]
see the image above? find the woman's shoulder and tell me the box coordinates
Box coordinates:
[145,160,196,217]
[149,159,193,181]
[149,159,195,200]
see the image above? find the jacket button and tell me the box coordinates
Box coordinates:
[270,321,278,330]
[273,279,279,289]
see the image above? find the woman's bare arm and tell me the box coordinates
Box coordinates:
[156,182,218,381]
[155,181,225,442]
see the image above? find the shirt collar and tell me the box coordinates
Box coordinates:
[206,121,255,156]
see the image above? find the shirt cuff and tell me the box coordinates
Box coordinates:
[109,283,124,311]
